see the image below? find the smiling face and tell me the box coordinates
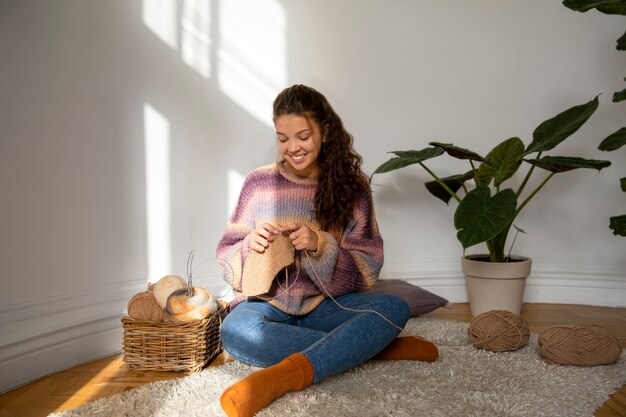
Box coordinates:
[275,114,325,178]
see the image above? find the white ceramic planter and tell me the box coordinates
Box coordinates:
[461,255,532,317]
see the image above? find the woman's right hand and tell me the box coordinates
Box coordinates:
[249,223,280,253]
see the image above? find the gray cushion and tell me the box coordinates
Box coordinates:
[366,279,449,316]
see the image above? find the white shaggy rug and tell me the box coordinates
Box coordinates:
[49,317,626,417]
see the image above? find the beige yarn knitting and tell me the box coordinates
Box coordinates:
[242,233,295,296]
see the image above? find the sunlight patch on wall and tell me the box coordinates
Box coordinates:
[142,0,178,50]
[181,0,212,78]
[227,168,246,216]
[217,0,286,127]
[144,104,172,282]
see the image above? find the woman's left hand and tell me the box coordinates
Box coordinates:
[279,223,318,252]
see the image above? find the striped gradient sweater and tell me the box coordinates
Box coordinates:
[216,161,384,315]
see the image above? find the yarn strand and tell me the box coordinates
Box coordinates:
[303,250,405,332]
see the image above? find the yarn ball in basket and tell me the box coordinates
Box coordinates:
[538,325,622,366]
[468,310,530,352]
[152,274,188,309]
[166,287,218,324]
[127,290,167,322]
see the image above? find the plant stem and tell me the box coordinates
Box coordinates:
[514,172,555,218]
[487,173,555,262]
[487,226,510,262]
[516,152,541,198]
[419,162,462,204]
[469,160,478,176]
[506,228,520,260]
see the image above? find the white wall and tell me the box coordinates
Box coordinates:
[1,0,624,393]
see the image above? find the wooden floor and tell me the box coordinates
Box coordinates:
[1,303,625,417]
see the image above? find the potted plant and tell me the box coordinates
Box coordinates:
[370,97,612,316]
[599,128,626,237]
[562,0,626,237]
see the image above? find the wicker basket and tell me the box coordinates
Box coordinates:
[121,301,228,373]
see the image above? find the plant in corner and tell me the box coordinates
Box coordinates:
[371,96,612,261]
[370,97,612,315]
[562,0,626,237]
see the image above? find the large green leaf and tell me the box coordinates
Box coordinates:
[562,0,626,15]
[429,142,485,162]
[609,214,626,236]
[617,30,626,50]
[454,185,517,249]
[524,96,599,155]
[476,137,525,187]
[614,86,626,102]
[371,147,445,175]
[524,156,611,172]
[599,127,626,151]
[425,171,474,204]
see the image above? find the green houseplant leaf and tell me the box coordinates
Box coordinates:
[617,30,626,50]
[425,171,474,204]
[609,214,626,236]
[524,96,599,155]
[562,0,626,15]
[598,127,626,151]
[610,179,624,238]
[614,86,626,102]
[371,147,445,176]
[429,142,486,162]
[524,156,612,172]
[454,185,517,250]
[476,137,525,186]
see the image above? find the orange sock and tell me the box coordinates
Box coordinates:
[220,353,314,417]
[371,336,438,362]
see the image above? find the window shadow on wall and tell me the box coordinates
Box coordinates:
[140,0,287,284]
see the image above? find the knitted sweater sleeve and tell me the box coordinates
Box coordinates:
[215,175,256,292]
[302,187,384,296]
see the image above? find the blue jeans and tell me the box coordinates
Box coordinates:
[220,293,410,383]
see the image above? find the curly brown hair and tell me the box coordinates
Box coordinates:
[273,84,369,234]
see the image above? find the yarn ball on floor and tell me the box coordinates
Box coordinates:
[468,310,530,352]
[538,325,622,366]
[127,289,167,322]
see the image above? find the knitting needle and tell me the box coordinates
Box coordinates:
[187,250,194,297]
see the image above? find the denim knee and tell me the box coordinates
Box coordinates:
[374,293,410,329]
[219,310,242,355]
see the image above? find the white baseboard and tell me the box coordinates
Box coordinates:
[0,279,146,394]
[380,258,626,307]
[0,278,227,394]
[1,260,624,394]
[0,315,123,394]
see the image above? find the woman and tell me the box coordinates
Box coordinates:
[217,84,437,417]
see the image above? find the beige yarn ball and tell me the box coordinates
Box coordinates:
[468,310,530,352]
[538,325,622,366]
[166,287,217,324]
[127,291,167,322]
[152,275,188,309]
